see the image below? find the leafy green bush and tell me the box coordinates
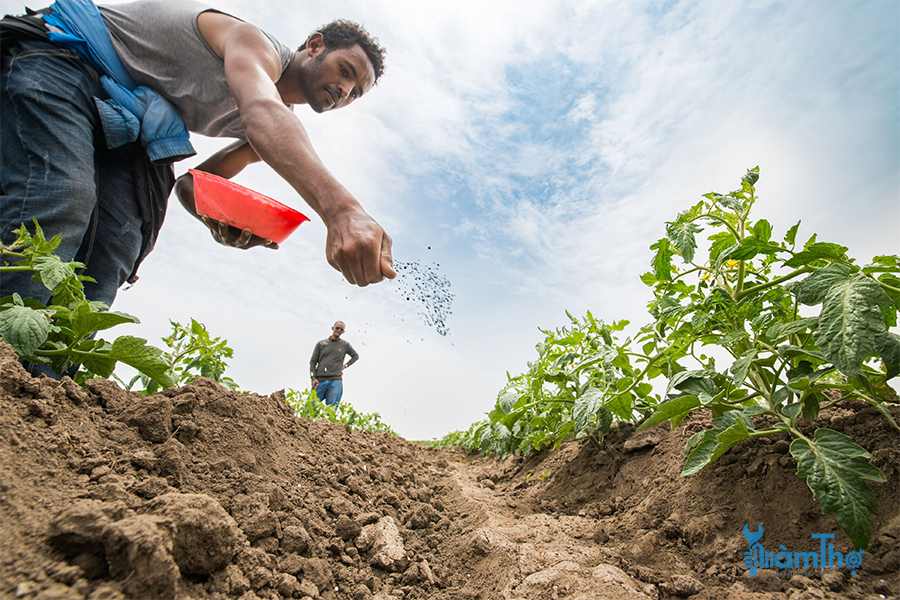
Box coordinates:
[120,318,239,394]
[0,220,175,386]
[286,388,395,434]
[439,168,898,549]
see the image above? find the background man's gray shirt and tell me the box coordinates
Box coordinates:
[310,338,358,381]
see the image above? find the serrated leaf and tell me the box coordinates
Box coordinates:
[68,301,139,340]
[816,273,893,377]
[639,395,701,430]
[709,418,753,463]
[796,264,853,305]
[573,387,605,432]
[785,242,850,268]
[752,219,772,242]
[708,231,738,261]
[692,311,712,331]
[30,255,78,292]
[666,221,701,264]
[729,349,758,387]
[742,168,760,187]
[651,238,674,281]
[110,336,176,388]
[719,331,749,345]
[682,430,718,476]
[640,272,658,286]
[497,389,519,414]
[596,406,613,434]
[766,317,819,342]
[716,194,744,213]
[785,221,801,246]
[790,429,885,549]
[874,332,900,380]
[872,255,899,267]
[0,302,53,357]
[80,349,116,378]
[729,236,782,261]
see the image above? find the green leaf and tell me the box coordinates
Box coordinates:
[742,167,759,187]
[668,369,718,401]
[719,331,749,346]
[874,332,900,380]
[708,231,738,261]
[682,411,755,476]
[708,418,753,463]
[782,402,803,422]
[729,236,782,261]
[0,298,53,357]
[30,255,79,292]
[716,194,744,213]
[816,273,893,377]
[497,389,519,415]
[651,238,674,281]
[729,348,758,387]
[666,221,701,264]
[752,219,772,242]
[68,301,139,340]
[785,221,801,246]
[78,342,116,378]
[639,395,701,430]
[785,242,850,268]
[682,430,718,475]
[573,387,605,432]
[796,264,853,305]
[766,317,819,342]
[871,255,899,267]
[110,336,177,388]
[790,429,885,549]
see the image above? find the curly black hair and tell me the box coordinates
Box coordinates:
[300,19,386,83]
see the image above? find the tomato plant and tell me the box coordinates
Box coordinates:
[0,220,175,387]
[120,318,239,394]
[286,388,395,434]
[440,168,898,550]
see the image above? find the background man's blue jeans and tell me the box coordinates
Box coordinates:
[316,379,343,407]
[1,40,143,309]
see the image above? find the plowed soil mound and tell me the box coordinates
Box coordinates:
[1,341,898,600]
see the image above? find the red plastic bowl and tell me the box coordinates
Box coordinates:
[190,169,309,244]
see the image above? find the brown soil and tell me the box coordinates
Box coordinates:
[1,341,898,600]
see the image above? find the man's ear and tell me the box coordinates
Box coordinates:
[305,32,325,57]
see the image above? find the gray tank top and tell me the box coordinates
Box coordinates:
[99,0,295,140]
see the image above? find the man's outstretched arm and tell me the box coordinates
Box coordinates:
[199,14,395,286]
[174,141,277,249]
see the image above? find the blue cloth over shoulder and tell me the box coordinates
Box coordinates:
[43,0,196,164]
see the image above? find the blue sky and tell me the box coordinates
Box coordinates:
[3,0,897,439]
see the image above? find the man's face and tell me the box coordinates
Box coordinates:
[301,43,375,113]
[331,323,345,339]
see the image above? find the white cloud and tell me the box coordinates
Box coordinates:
[1,0,896,438]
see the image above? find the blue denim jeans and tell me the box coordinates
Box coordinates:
[316,379,343,407]
[1,39,143,309]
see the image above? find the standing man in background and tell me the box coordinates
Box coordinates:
[310,321,358,406]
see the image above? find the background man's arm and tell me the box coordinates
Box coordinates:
[309,342,321,387]
[344,343,359,369]
[201,17,395,286]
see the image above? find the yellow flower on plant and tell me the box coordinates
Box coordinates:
[725,259,740,269]
[700,273,712,281]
